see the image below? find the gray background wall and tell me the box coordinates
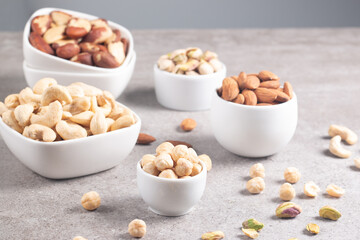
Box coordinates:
[1,0,360,30]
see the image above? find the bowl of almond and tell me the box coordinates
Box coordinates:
[154,48,226,111]
[211,71,298,157]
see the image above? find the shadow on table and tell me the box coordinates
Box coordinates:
[120,87,163,111]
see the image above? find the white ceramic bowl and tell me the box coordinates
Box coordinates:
[23,7,134,73]
[23,51,136,99]
[211,91,298,157]
[137,160,207,216]
[0,105,141,179]
[154,64,226,111]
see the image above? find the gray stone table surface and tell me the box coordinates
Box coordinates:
[1,29,360,240]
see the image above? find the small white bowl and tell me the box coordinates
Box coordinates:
[211,91,298,157]
[137,160,207,216]
[23,51,136,99]
[0,104,141,179]
[23,7,134,73]
[154,64,226,111]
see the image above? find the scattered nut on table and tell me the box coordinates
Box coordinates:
[326,184,345,198]
[157,48,223,75]
[242,228,259,239]
[249,163,265,178]
[354,158,360,169]
[73,236,88,240]
[329,135,352,158]
[141,142,210,179]
[246,177,265,194]
[279,183,296,201]
[275,202,302,218]
[328,124,358,145]
[0,78,136,142]
[284,167,301,183]
[128,219,146,238]
[201,231,225,240]
[242,218,264,232]
[303,181,321,197]
[81,191,101,211]
[180,118,197,131]
[319,205,341,220]
[306,223,320,234]
[218,70,294,106]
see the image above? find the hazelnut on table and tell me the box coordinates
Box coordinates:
[249,163,265,178]
[128,219,146,238]
[279,183,296,201]
[81,191,101,211]
[246,177,265,194]
[284,167,301,183]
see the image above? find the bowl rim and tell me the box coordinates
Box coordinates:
[0,102,141,146]
[23,51,136,76]
[137,159,207,182]
[153,63,226,82]
[24,7,134,72]
[213,89,297,110]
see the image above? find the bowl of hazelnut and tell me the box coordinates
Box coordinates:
[154,48,226,111]
[211,71,298,157]
[137,142,210,216]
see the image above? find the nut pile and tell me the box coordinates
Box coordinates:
[218,70,294,106]
[0,78,136,142]
[29,11,128,68]
[157,48,223,75]
[141,142,212,179]
[328,124,358,158]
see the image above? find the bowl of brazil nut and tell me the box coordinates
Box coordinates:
[154,48,226,111]
[0,78,141,179]
[137,142,211,216]
[211,71,298,157]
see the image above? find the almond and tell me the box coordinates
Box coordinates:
[242,75,260,90]
[50,11,72,26]
[166,140,193,148]
[283,82,293,99]
[56,43,80,59]
[180,118,197,131]
[232,94,245,104]
[92,51,120,68]
[43,25,66,44]
[236,72,247,88]
[108,41,125,65]
[254,88,277,103]
[257,103,273,106]
[259,80,280,89]
[258,70,279,81]
[242,90,257,105]
[70,52,93,66]
[221,77,239,101]
[31,15,52,35]
[137,133,156,145]
[79,42,108,53]
[29,32,54,55]
[66,18,91,39]
[274,89,290,102]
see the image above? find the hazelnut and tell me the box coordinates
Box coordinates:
[190,163,202,176]
[174,158,194,177]
[171,144,189,162]
[304,181,320,197]
[249,163,265,178]
[81,191,101,211]
[199,154,212,171]
[142,161,160,176]
[140,154,155,167]
[246,177,265,194]
[73,237,87,240]
[156,142,174,156]
[188,148,200,164]
[154,153,174,171]
[284,167,301,183]
[279,183,296,201]
[158,169,178,179]
[128,219,146,238]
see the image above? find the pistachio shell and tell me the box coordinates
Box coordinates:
[275,202,302,218]
[319,205,341,220]
[242,218,264,231]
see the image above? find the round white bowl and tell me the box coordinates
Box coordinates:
[211,91,298,157]
[137,160,207,216]
[0,104,141,179]
[23,51,136,99]
[23,7,134,73]
[154,64,226,111]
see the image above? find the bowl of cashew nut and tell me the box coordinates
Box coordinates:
[0,78,141,179]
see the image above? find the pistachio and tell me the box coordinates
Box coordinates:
[306,223,320,234]
[201,231,224,240]
[198,61,214,75]
[209,58,222,72]
[275,202,302,218]
[203,50,218,61]
[241,228,259,239]
[158,58,175,72]
[185,70,199,76]
[171,49,187,64]
[319,205,341,220]
[186,47,203,59]
[242,218,264,231]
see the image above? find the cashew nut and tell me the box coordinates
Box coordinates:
[30,101,62,128]
[63,97,90,115]
[90,111,107,135]
[70,111,94,127]
[69,82,102,97]
[41,85,72,106]
[19,87,41,106]
[62,111,72,120]
[110,114,135,131]
[1,110,23,133]
[23,124,57,142]
[33,78,57,94]
[106,118,115,131]
[103,91,124,120]
[329,124,358,145]
[0,102,8,116]
[66,85,85,99]
[55,120,87,140]
[14,104,34,127]
[4,94,20,109]
[329,135,351,158]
